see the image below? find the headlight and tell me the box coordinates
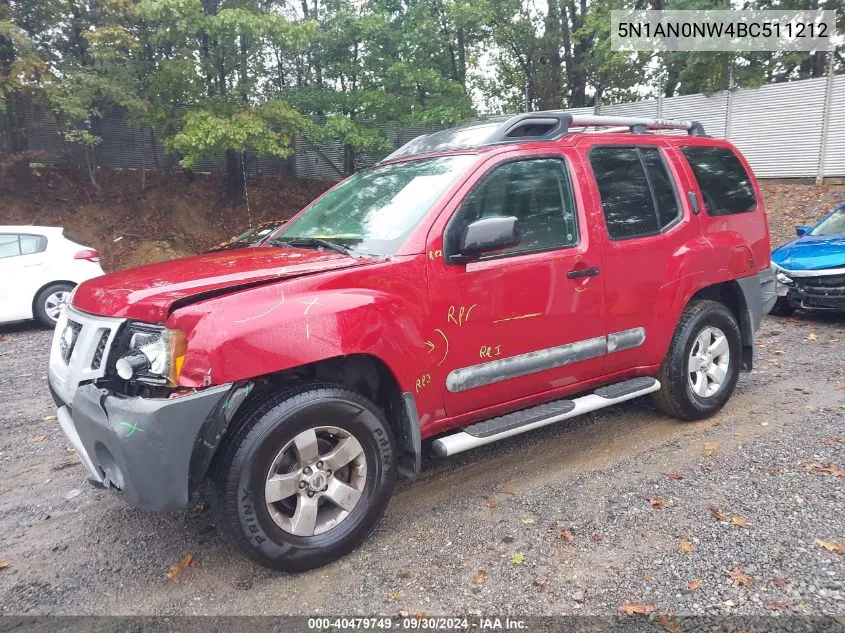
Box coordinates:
[115,323,187,386]
[771,263,793,285]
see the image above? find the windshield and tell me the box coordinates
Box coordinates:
[810,207,845,237]
[273,154,476,256]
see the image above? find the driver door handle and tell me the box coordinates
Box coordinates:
[567,266,600,279]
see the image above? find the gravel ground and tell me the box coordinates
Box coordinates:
[0,313,843,618]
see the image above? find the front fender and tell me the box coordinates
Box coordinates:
[167,259,432,399]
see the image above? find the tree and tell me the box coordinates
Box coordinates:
[0,0,58,153]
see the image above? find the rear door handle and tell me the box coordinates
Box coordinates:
[567,266,600,279]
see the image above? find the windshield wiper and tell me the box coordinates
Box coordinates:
[272,237,364,259]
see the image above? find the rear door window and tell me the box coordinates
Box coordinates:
[589,146,681,240]
[681,146,756,216]
[20,234,46,254]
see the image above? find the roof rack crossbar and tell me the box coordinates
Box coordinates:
[566,114,706,136]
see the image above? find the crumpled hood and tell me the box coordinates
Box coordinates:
[72,247,366,322]
[772,234,845,272]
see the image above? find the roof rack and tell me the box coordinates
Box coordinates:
[566,115,706,137]
[381,111,706,162]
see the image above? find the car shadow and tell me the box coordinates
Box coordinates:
[768,310,845,326]
[0,320,50,335]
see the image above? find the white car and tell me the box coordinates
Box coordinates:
[0,226,105,327]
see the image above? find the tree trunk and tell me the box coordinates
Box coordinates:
[226,150,244,198]
[342,144,355,176]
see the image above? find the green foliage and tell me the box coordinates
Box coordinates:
[167,102,310,168]
[1,0,841,182]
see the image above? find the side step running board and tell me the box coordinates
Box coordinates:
[431,377,660,457]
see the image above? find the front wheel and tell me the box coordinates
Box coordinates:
[652,300,742,421]
[214,385,397,572]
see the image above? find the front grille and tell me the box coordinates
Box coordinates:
[794,274,845,298]
[60,321,83,363]
[49,307,126,406]
[91,330,111,370]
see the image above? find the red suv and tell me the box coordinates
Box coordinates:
[48,113,776,571]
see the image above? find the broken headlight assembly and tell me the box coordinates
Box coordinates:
[771,263,794,293]
[114,323,187,386]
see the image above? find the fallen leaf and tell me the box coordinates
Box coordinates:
[726,568,754,587]
[413,613,428,620]
[165,554,198,581]
[662,471,684,480]
[804,461,845,477]
[730,515,749,528]
[836,384,845,391]
[500,487,518,495]
[42,415,56,422]
[648,496,669,509]
[766,600,790,611]
[766,466,782,474]
[165,564,184,581]
[520,517,535,524]
[486,498,497,508]
[702,441,718,457]
[687,579,702,590]
[771,577,789,588]
[533,579,548,592]
[192,503,206,513]
[618,601,658,616]
[0,562,10,570]
[710,506,727,521]
[657,614,683,633]
[0,335,11,343]
[511,552,526,565]
[814,539,845,554]
[388,593,402,602]
[591,533,603,542]
[824,436,845,444]
[472,570,487,585]
[680,539,694,553]
[807,332,818,341]
[643,575,653,581]
[28,435,46,443]
[559,529,574,541]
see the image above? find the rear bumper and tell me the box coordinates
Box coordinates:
[53,382,231,510]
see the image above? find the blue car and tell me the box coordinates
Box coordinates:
[770,203,845,315]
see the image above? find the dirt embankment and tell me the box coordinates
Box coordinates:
[0,162,843,271]
[0,163,333,271]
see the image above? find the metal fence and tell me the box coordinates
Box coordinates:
[7,72,844,182]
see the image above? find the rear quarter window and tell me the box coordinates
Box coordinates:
[681,146,756,216]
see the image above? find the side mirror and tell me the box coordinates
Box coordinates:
[451,216,520,263]
[796,225,811,237]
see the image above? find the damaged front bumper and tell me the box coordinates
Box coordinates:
[50,381,232,511]
[772,264,845,311]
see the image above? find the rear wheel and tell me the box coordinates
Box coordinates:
[34,283,74,328]
[214,385,397,572]
[652,300,742,421]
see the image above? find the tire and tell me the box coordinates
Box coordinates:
[769,296,795,317]
[652,300,742,421]
[213,384,397,572]
[34,283,74,328]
